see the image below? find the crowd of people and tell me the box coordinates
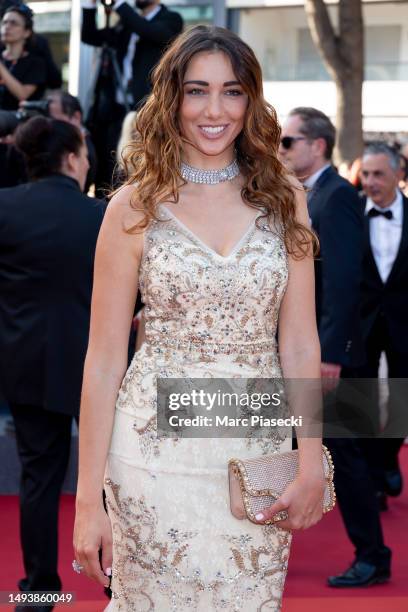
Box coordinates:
[0,1,407,611]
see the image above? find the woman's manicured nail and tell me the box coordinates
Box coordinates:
[105,567,112,576]
[255,513,264,521]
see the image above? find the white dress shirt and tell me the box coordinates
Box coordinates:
[365,190,403,283]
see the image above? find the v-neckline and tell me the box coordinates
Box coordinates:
[160,205,259,260]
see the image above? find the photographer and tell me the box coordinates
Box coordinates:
[0,4,46,110]
[48,90,97,192]
[0,116,105,608]
[81,0,183,194]
[0,0,62,90]
[82,0,183,108]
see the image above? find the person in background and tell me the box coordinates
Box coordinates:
[348,157,363,191]
[0,4,45,110]
[48,90,97,193]
[401,139,408,162]
[398,149,408,197]
[279,107,364,377]
[82,0,183,109]
[116,109,137,169]
[357,143,408,503]
[279,108,393,588]
[81,0,183,195]
[0,116,104,612]
[0,0,62,90]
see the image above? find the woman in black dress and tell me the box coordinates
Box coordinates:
[0,4,45,110]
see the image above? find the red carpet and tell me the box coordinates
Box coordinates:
[1,448,407,611]
[285,450,408,598]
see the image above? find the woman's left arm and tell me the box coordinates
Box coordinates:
[0,62,37,101]
[256,180,325,530]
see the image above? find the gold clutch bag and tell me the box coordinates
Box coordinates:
[228,444,336,524]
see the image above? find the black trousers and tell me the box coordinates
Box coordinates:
[351,314,407,472]
[10,404,74,592]
[88,103,126,199]
[323,314,407,569]
[324,437,391,568]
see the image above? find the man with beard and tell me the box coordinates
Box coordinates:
[81,0,183,194]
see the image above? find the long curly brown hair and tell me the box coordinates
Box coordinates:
[120,25,316,258]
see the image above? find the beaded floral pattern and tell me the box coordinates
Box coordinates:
[104,478,292,612]
[139,206,288,353]
[104,209,293,611]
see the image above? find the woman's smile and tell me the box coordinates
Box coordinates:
[198,124,229,139]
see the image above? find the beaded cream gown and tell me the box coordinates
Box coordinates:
[104,205,293,612]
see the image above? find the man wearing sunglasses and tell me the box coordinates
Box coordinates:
[279,107,364,379]
[279,108,392,588]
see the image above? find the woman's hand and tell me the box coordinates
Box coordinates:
[255,472,326,531]
[0,60,36,101]
[73,501,113,587]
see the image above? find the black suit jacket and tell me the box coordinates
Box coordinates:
[81,4,183,107]
[0,175,105,416]
[360,193,408,353]
[308,166,365,367]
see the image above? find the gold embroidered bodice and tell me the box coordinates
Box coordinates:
[139,206,289,359]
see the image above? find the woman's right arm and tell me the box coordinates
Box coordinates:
[0,62,37,102]
[74,186,143,586]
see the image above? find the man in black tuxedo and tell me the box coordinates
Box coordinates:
[81,0,183,193]
[280,108,392,588]
[0,118,105,610]
[356,143,407,498]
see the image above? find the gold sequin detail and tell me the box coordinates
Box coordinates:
[104,479,292,611]
[139,210,288,361]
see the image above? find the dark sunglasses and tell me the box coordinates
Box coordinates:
[280,136,307,150]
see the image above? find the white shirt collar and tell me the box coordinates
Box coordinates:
[145,4,161,20]
[365,189,403,222]
[303,164,331,189]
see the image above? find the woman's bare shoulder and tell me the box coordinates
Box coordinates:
[108,184,140,212]
[105,184,145,229]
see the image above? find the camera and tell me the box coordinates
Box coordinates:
[0,99,50,138]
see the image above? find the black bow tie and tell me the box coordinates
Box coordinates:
[367,208,393,220]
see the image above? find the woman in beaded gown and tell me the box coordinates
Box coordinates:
[73,26,325,612]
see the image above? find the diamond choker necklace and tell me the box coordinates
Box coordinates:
[180,159,240,184]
